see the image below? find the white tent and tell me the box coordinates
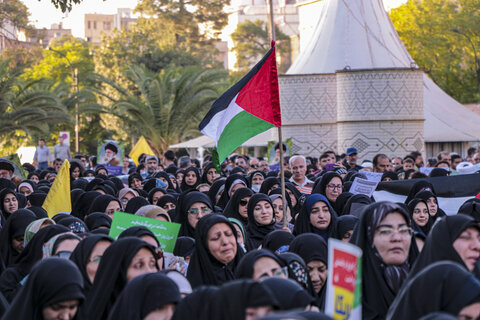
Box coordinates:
[288,0,480,144]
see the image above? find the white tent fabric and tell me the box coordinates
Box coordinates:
[288,0,480,142]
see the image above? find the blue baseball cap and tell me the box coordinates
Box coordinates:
[346,147,358,155]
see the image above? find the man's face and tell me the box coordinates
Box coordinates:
[392,158,402,168]
[291,158,306,182]
[39,140,44,147]
[146,159,158,174]
[347,153,358,165]
[80,157,88,167]
[452,157,462,170]
[259,160,269,173]
[249,158,259,170]
[415,155,424,168]
[235,157,247,169]
[319,157,329,170]
[105,149,115,158]
[0,169,12,179]
[54,161,62,172]
[403,162,414,171]
[327,152,336,163]
[375,157,392,173]
[58,137,64,145]
[473,154,480,165]
[123,157,130,167]
[440,154,451,165]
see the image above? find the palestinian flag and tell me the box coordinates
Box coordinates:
[199,42,282,170]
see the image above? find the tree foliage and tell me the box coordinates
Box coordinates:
[93,64,227,153]
[390,0,480,103]
[232,19,291,73]
[0,0,30,29]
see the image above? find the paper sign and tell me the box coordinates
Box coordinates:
[109,211,180,253]
[326,239,363,320]
[104,164,123,176]
[350,178,379,198]
[358,170,383,182]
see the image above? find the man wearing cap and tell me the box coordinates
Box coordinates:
[342,147,362,171]
[146,155,160,176]
[33,138,51,170]
[103,142,120,166]
[0,160,15,180]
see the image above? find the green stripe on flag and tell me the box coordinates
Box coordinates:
[216,111,274,165]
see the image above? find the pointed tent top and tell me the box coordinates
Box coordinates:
[288,0,416,74]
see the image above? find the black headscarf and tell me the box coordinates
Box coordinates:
[408,214,480,278]
[209,279,278,320]
[85,212,112,231]
[386,261,480,320]
[458,198,480,221]
[333,192,353,216]
[342,194,372,216]
[172,286,218,320]
[186,214,244,288]
[2,258,84,320]
[118,226,159,246]
[207,178,226,207]
[312,172,343,207]
[176,191,213,238]
[222,187,253,226]
[217,174,248,209]
[107,272,181,320]
[245,193,275,251]
[259,177,281,195]
[0,224,70,302]
[147,187,167,205]
[201,162,217,185]
[157,194,178,210]
[262,277,314,311]
[293,194,337,241]
[27,206,48,219]
[248,170,265,189]
[289,233,328,309]
[154,171,177,191]
[262,230,295,254]
[71,191,101,219]
[285,182,303,216]
[27,192,47,207]
[381,171,399,181]
[124,196,149,214]
[87,194,121,216]
[405,180,436,205]
[57,216,89,234]
[349,202,418,320]
[173,236,195,258]
[335,215,359,240]
[69,234,113,294]
[15,193,27,209]
[414,190,446,222]
[180,167,201,192]
[82,237,158,320]
[407,198,434,235]
[0,209,36,274]
[0,189,17,221]
[235,249,284,279]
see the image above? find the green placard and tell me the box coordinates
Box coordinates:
[109,211,181,253]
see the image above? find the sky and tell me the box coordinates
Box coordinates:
[21,0,407,38]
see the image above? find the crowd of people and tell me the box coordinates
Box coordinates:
[0,141,479,319]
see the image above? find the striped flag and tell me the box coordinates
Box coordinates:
[199,41,282,170]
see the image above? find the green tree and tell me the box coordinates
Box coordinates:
[232,20,291,73]
[0,0,30,29]
[93,64,227,153]
[0,60,71,152]
[390,0,480,103]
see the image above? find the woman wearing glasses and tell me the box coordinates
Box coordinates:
[177,191,214,238]
[223,188,253,228]
[313,172,343,208]
[187,214,243,288]
[70,234,113,295]
[350,201,418,320]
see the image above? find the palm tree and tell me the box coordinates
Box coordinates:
[0,60,71,146]
[93,64,227,153]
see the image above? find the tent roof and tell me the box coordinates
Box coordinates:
[288,0,480,143]
[169,128,278,149]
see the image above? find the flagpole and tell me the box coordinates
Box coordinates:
[266,0,287,229]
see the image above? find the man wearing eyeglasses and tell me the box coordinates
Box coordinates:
[235,156,248,170]
[289,155,314,194]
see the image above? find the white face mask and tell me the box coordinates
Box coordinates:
[251,185,261,193]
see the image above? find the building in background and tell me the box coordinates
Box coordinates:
[84,8,136,43]
[21,23,72,48]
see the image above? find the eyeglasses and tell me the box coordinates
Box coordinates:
[235,161,245,165]
[375,227,413,238]
[251,164,258,169]
[155,247,164,260]
[273,266,289,278]
[327,184,342,190]
[187,207,212,216]
[239,200,248,206]
[55,251,72,259]
[89,256,102,264]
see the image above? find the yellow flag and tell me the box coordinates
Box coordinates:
[129,136,155,165]
[42,160,72,218]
